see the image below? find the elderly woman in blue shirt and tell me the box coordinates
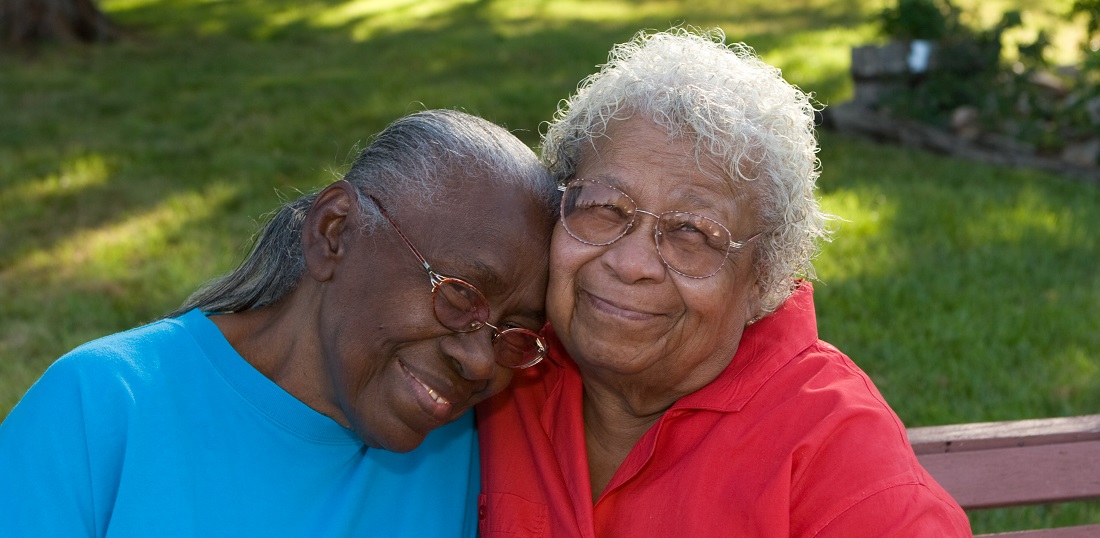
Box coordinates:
[0,109,558,537]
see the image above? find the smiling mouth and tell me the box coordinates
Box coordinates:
[584,290,656,321]
[401,363,452,406]
[400,358,455,409]
[397,360,460,427]
[422,382,451,405]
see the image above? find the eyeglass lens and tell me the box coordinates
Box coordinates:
[431,278,546,369]
[560,179,734,278]
[432,279,490,332]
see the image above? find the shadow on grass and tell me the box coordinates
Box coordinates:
[1,0,868,275]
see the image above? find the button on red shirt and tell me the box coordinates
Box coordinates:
[477,283,971,537]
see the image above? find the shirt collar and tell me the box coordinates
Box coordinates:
[675,281,819,412]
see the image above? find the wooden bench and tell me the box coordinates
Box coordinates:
[908,414,1100,537]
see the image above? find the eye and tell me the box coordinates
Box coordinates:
[661,213,730,251]
[665,222,708,245]
[566,181,633,221]
[566,195,634,240]
[578,200,631,220]
[501,318,543,333]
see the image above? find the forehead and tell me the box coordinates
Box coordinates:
[387,178,552,316]
[577,117,748,209]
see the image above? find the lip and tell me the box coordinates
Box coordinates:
[582,289,658,321]
[398,361,455,424]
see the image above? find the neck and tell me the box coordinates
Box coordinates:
[581,382,667,502]
[209,290,338,423]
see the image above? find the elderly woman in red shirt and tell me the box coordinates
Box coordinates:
[476,28,972,537]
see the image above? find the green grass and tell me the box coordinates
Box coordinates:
[815,133,1100,426]
[1,0,1096,532]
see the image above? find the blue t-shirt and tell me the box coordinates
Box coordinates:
[0,309,479,537]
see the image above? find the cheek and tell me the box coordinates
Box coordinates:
[485,369,516,400]
[682,271,758,334]
[332,349,387,417]
[547,227,588,326]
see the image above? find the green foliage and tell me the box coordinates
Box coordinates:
[1066,0,1100,142]
[874,2,1013,121]
[817,131,1100,529]
[877,0,962,41]
[873,0,1099,155]
[1073,0,1100,35]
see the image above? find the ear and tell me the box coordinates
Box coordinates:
[302,180,358,283]
[743,268,766,325]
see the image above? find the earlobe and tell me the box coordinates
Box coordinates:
[302,180,358,282]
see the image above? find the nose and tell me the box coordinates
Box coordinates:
[601,210,667,283]
[441,328,498,383]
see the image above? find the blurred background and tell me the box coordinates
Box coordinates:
[1,0,1097,530]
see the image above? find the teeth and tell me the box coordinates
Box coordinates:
[403,363,452,406]
[422,381,450,405]
[429,385,446,402]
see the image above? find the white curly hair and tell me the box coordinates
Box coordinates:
[541,27,834,318]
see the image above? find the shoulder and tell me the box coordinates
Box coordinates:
[52,314,196,382]
[763,338,903,430]
[757,342,969,534]
[22,313,207,416]
[742,333,896,409]
[481,355,565,415]
[0,315,198,464]
[770,340,914,470]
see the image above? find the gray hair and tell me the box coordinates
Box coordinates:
[167,109,556,318]
[542,27,834,317]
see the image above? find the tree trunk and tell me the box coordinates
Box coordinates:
[0,0,118,46]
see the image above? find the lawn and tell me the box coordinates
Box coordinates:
[1,0,1097,531]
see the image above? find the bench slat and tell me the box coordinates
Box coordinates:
[916,440,1100,509]
[980,523,1100,537]
[909,414,1100,455]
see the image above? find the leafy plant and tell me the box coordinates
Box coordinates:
[1065,0,1100,147]
[875,4,1016,124]
[873,0,1100,156]
[1073,0,1100,36]
[876,0,961,41]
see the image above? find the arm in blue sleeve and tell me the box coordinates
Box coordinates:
[0,358,107,537]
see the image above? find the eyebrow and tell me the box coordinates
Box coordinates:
[463,259,506,291]
[587,173,625,188]
[678,190,721,209]
[586,173,740,214]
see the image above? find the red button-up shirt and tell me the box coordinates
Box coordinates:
[477,284,971,537]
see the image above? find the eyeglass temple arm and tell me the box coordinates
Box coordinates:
[366,194,442,286]
[730,232,760,249]
[732,223,785,249]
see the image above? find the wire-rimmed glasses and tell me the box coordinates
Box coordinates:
[367,195,547,369]
[558,178,764,279]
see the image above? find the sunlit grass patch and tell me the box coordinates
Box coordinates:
[14,183,233,273]
[1,154,111,200]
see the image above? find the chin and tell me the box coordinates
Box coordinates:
[374,434,428,453]
[383,440,424,453]
[355,424,429,453]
